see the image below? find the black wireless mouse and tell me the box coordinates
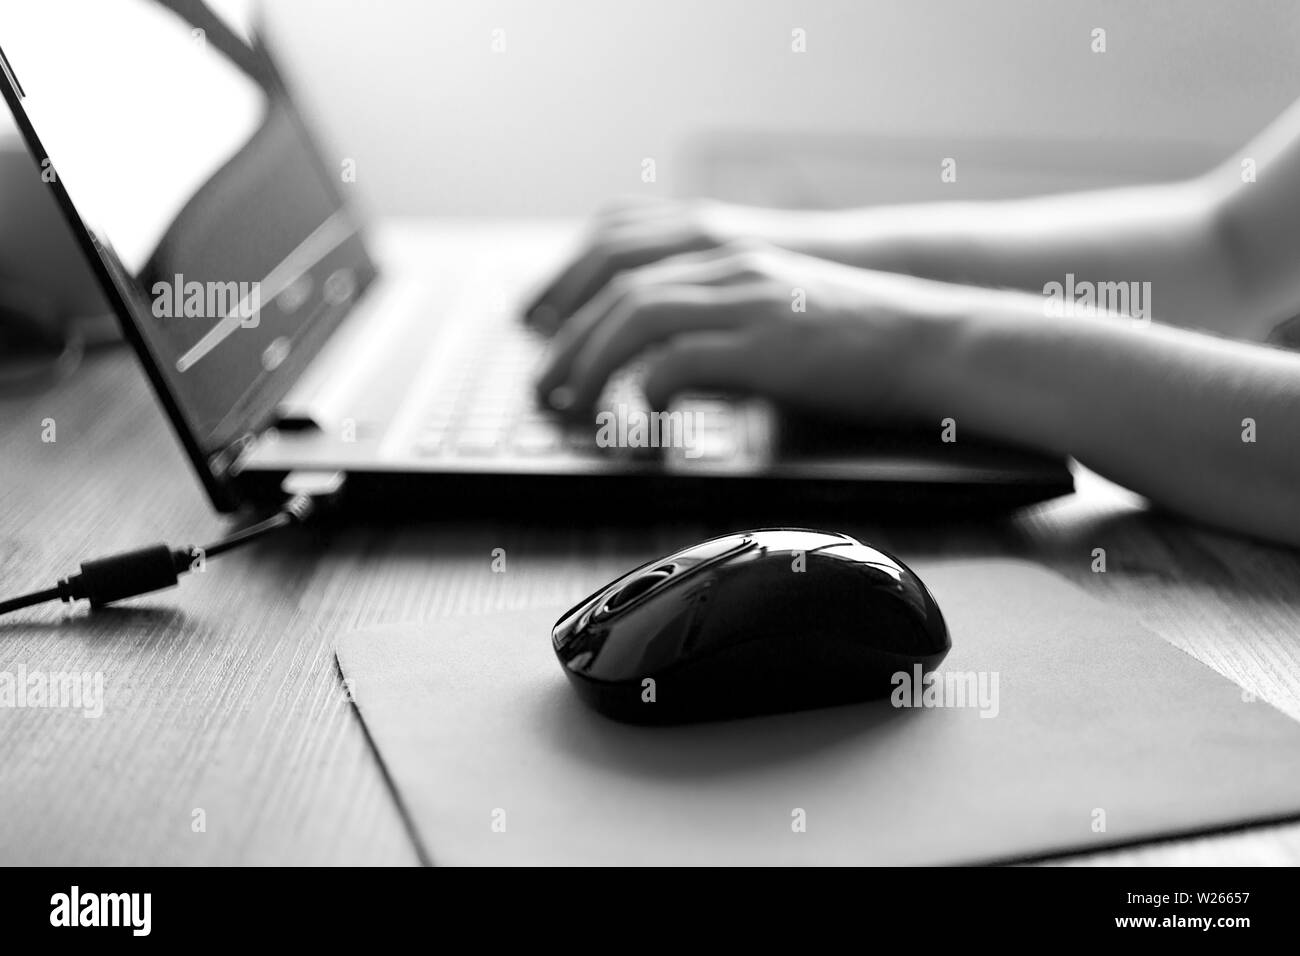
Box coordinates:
[551,528,950,724]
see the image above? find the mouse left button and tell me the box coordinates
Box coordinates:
[668,532,755,569]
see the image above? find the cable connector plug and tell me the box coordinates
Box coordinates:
[0,473,345,617]
[57,543,191,609]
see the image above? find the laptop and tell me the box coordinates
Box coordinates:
[0,2,1072,521]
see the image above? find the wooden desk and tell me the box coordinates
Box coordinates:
[3,344,1300,865]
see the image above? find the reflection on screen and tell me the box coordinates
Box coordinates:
[0,0,374,454]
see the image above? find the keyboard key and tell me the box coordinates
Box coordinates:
[510,424,562,455]
[461,411,508,431]
[455,429,503,456]
[413,430,447,456]
[566,428,599,453]
[684,430,739,462]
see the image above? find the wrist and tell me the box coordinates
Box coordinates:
[708,201,913,273]
[887,279,982,422]
[905,283,1071,451]
[787,208,916,274]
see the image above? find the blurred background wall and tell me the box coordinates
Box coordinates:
[251,0,1300,216]
[4,0,1300,217]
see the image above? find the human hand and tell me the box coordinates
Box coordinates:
[534,241,960,424]
[522,197,816,333]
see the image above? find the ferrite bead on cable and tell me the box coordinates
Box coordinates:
[63,544,182,608]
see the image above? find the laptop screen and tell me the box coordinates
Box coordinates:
[0,0,375,482]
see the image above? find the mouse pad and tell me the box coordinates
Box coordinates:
[335,560,1300,865]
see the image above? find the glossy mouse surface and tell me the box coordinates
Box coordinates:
[551,529,950,724]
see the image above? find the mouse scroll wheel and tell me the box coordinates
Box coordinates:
[604,566,676,614]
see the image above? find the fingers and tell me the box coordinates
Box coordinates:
[535,245,752,394]
[551,284,780,413]
[522,206,722,332]
[642,332,769,410]
[535,245,779,407]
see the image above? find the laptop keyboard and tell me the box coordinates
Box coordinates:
[412,315,549,458]
[408,294,656,460]
[396,259,768,466]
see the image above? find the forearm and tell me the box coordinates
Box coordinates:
[755,179,1245,333]
[928,287,1300,546]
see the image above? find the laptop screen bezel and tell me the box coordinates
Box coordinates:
[0,15,375,512]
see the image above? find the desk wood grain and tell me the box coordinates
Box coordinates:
[3,346,1300,865]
